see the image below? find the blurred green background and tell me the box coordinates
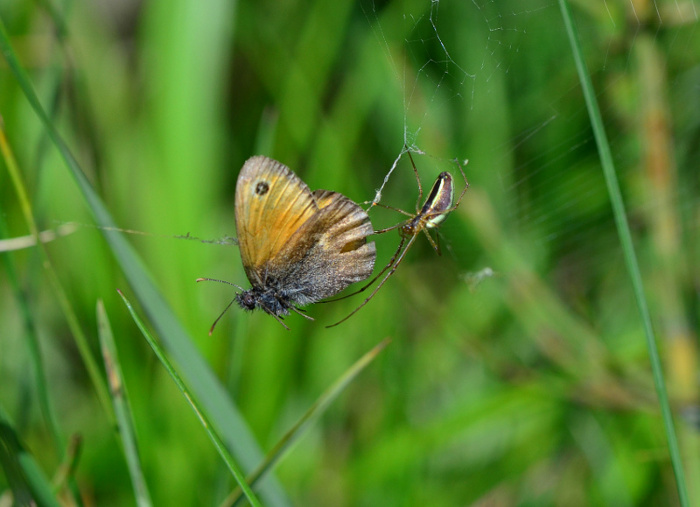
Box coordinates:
[1,0,699,505]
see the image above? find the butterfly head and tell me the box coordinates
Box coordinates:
[235,286,292,317]
[234,289,258,311]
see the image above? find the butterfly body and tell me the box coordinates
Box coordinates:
[233,156,376,319]
[235,285,295,316]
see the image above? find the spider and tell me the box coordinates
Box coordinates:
[326,149,469,328]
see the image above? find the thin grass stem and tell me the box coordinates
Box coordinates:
[557,1,689,505]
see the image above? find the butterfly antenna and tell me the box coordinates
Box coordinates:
[196,277,246,291]
[197,277,248,334]
[326,234,417,328]
[208,298,237,336]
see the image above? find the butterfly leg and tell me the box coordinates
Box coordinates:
[260,303,291,330]
[291,306,315,321]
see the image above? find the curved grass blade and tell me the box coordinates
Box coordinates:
[557,1,688,505]
[0,19,288,506]
[117,290,263,507]
[97,301,153,507]
[226,338,391,507]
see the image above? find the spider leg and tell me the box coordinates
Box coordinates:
[406,148,424,212]
[323,234,407,303]
[326,234,418,328]
[421,228,440,254]
[452,157,470,209]
[372,222,404,235]
[363,201,415,218]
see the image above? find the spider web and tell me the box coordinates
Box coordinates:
[363,0,540,206]
[361,0,700,274]
[352,7,700,500]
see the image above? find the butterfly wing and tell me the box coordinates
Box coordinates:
[266,190,376,304]
[235,156,376,307]
[235,156,318,287]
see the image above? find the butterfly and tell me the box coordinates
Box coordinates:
[198,156,377,333]
[326,150,469,328]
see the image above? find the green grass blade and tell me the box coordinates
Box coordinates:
[557,1,689,505]
[97,301,153,507]
[49,435,82,504]
[0,17,288,506]
[116,290,263,507]
[0,117,113,438]
[0,408,61,507]
[227,338,391,507]
[0,212,62,453]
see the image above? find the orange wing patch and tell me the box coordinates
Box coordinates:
[235,156,318,284]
